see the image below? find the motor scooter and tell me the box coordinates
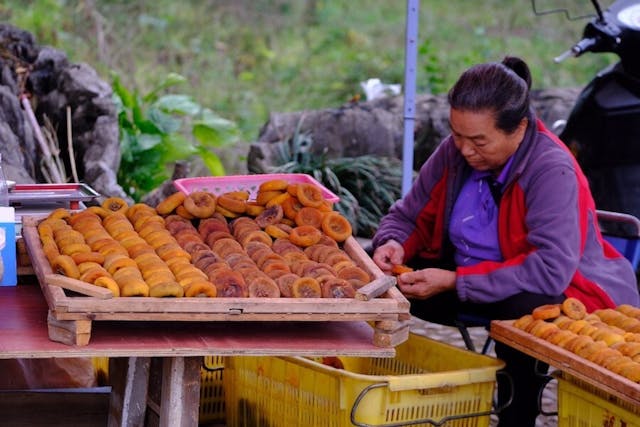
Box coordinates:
[533,0,640,230]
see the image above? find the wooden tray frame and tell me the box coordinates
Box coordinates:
[22,216,411,346]
[491,319,640,407]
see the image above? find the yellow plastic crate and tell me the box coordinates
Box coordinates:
[224,332,504,427]
[556,372,640,427]
[200,356,226,424]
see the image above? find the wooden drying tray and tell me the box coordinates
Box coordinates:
[22,216,411,347]
[491,319,640,408]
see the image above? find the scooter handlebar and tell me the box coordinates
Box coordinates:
[554,37,598,63]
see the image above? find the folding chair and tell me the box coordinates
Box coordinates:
[596,209,640,272]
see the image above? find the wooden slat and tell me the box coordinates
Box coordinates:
[491,319,640,407]
[46,274,114,299]
[355,275,396,301]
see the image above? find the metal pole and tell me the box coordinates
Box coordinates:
[402,0,419,196]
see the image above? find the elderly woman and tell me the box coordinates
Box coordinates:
[372,56,639,427]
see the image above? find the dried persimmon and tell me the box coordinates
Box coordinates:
[337,265,370,283]
[296,183,324,208]
[245,202,266,217]
[94,276,120,297]
[275,273,300,297]
[255,190,283,206]
[264,224,290,239]
[321,212,352,242]
[217,194,248,214]
[184,280,218,297]
[291,277,322,298]
[209,269,248,297]
[258,179,289,192]
[148,282,184,298]
[79,266,110,284]
[51,255,80,279]
[204,231,235,248]
[247,276,281,298]
[102,197,129,215]
[391,264,413,276]
[321,278,356,299]
[183,191,217,218]
[294,206,323,228]
[156,192,186,215]
[119,278,150,297]
[198,217,230,236]
[255,204,284,228]
[289,225,322,247]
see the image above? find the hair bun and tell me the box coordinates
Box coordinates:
[502,56,532,89]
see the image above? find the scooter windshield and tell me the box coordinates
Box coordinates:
[531,0,599,21]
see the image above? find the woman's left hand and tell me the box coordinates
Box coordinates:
[396,268,456,299]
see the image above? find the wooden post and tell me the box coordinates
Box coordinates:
[159,357,202,427]
[107,357,150,427]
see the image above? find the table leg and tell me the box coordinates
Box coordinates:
[107,357,151,427]
[158,356,202,427]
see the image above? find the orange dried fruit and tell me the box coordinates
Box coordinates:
[321,212,352,242]
[217,193,248,214]
[184,280,218,298]
[102,197,129,215]
[119,279,150,297]
[294,206,324,228]
[561,297,587,320]
[391,264,413,276]
[148,281,184,298]
[321,278,356,299]
[275,273,299,297]
[255,190,284,206]
[183,191,217,218]
[289,225,322,247]
[296,183,324,208]
[258,179,289,192]
[247,276,281,298]
[264,224,290,239]
[156,192,186,215]
[291,277,322,298]
[51,254,80,279]
[94,276,120,297]
[532,304,562,321]
[209,269,248,297]
[255,205,284,228]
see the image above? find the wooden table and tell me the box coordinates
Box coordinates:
[1,284,394,426]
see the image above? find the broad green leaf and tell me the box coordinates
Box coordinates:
[148,107,182,134]
[142,73,188,103]
[136,133,163,151]
[197,148,226,176]
[155,94,201,116]
[159,134,197,160]
[111,74,135,109]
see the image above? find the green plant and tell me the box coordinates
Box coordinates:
[113,72,240,202]
[263,121,402,238]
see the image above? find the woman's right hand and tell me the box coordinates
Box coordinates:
[372,240,405,274]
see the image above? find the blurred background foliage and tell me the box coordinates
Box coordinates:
[0,0,617,146]
[1,0,619,235]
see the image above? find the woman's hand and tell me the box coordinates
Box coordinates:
[396,268,456,299]
[372,240,405,274]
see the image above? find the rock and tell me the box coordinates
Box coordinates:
[248,89,581,173]
[0,23,127,202]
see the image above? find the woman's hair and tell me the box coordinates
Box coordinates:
[447,56,532,134]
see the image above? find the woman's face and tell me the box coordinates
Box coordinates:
[450,108,527,172]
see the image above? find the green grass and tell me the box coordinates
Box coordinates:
[2,0,617,151]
